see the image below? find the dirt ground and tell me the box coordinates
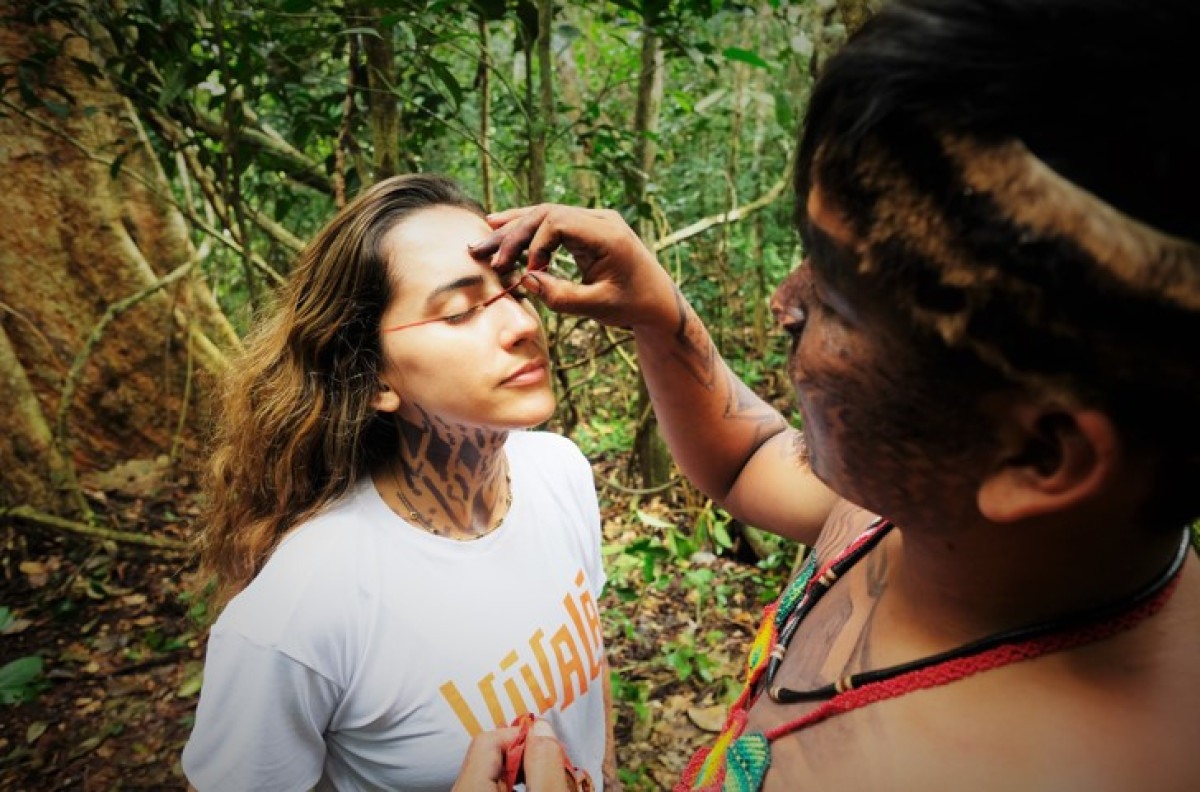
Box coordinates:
[0,473,782,791]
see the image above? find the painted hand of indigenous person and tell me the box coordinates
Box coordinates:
[468,205,678,332]
[452,718,574,792]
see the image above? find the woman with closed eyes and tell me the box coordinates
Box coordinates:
[182,174,616,792]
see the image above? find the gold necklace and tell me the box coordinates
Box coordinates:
[392,463,512,540]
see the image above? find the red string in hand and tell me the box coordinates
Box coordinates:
[501,713,594,792]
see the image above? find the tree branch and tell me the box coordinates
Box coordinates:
[190,110,333,195]
[653,175,788,252]
[54,261,197,463]
[152,110,304,259]
[0,506,189,552]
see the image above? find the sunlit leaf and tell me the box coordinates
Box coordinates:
[722,46,771,69]
[712,520,733,549]
[635,509,674,529]
[177,669,203,698]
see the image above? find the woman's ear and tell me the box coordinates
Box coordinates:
[372,382,402,413]
[978,405,1119,523]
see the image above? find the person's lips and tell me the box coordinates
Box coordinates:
[500,360,548,386]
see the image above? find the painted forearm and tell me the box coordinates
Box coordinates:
[633,284,789,502]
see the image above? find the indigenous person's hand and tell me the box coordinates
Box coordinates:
[468,205,677,331]
[452,719,574,792]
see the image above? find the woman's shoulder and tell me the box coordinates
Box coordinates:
[507,428,582,453]
[268,483,379,563]
[506,429,590,469]
[212,483,380,641]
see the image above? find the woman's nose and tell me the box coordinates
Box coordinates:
[496,294,542,347]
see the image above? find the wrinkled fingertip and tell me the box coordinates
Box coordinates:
[521,271,544,296]
[466,237,496,256]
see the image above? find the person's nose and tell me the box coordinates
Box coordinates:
[770,261,807,325]
[496,294,542,349]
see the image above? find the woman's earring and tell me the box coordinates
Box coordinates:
[372,382,402,413]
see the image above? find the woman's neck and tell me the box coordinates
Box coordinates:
[382,406,511,539]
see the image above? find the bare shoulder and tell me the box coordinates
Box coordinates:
[810,500,880,560]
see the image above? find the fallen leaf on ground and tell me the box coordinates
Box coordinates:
[687,704,727,733]
[25,721,47,744]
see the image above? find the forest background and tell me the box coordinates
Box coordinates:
[0,0,879,788]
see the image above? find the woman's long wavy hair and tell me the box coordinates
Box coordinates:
[198,174,485,604]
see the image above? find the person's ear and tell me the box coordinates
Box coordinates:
[978,405,1119,523]
[372,382,402,413]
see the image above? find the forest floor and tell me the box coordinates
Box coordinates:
[0,459,788,791]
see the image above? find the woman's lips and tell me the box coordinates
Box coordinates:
[501,360,548,386]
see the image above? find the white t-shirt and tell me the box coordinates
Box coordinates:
[183,431,608,792]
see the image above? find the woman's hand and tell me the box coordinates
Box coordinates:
[520,719,577,792]
[453,718,574,792]
[452,725,518,792]
[468,205,678,332]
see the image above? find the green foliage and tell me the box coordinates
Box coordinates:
[24,0,832,636]
[0,608,45,705]
[0,655,45,705]
[662,637,711,682]
[572,414,636,460]
[25,0,829,381]
[178,578,217,629]
[606,534,673,595]
[610,672,651,723]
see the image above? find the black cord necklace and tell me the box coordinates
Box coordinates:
[765,525,1192,705]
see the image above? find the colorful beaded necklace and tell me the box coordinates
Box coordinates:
[677,520,1191,792]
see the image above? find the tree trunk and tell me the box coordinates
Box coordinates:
[623,27,664,226]
[477,15,495,211]
[623,23,671,490]
[351,3,402,183]
[0,8,235,515]
[554,34,599,205]
[527,0,554,203]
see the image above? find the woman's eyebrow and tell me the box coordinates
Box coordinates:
[424,274,485,306]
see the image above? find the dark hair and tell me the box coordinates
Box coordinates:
[199,174,484,602]
[795,0,1200,524]
[798,0,1198,241]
